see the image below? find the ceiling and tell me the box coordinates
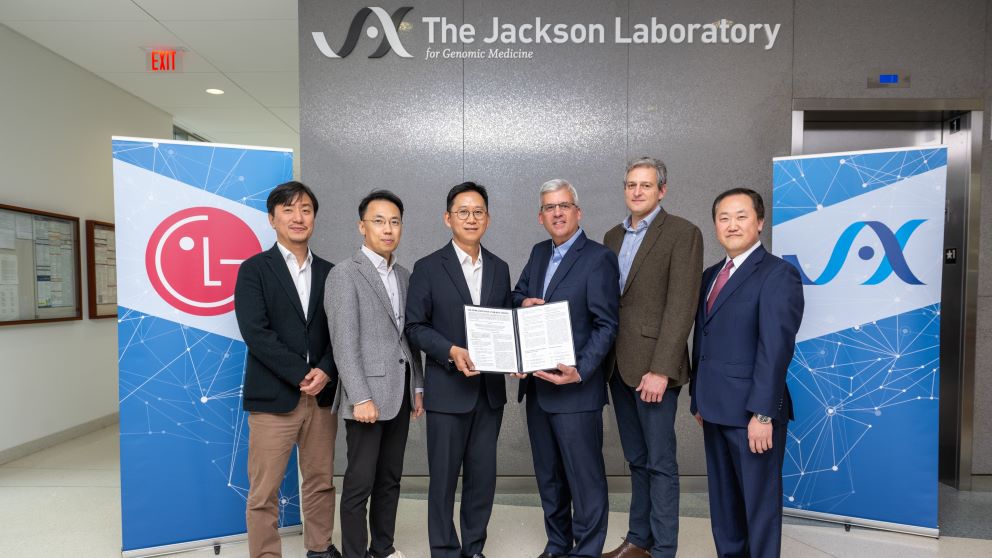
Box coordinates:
[0,0,301,156]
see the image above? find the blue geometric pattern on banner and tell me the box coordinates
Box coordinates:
[773,148,946,225]
[782,305,939,528]
[112,139,293,212]
[118,306,301,550]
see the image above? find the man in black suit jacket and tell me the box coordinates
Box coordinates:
[234,181,341,558]
[406,182,512,558]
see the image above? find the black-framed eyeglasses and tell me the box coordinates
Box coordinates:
[449,209,488,220]
[540,202,578,214]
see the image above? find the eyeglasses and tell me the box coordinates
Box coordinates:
[363,218,402,228]
[449,209,488,220]
[540,202,578,214]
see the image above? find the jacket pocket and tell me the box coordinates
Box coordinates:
[641,325,660,339]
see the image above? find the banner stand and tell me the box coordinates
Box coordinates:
[121,526,303,558]
[113,137,301,555]
[773,146,946,537]
[784,508,939,539]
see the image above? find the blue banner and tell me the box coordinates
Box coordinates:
[772,147,945,531]
[113,137,299,552]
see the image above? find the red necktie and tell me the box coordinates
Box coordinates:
[706,259,735,313]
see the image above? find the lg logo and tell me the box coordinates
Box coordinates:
[312,6,414,59]
[145,207,261,316]
[783,220,927,286]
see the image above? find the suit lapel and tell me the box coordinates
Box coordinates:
[544,231,586,300]
[705,246,765,323]
[441,243,474,305]
[481,247,496,305]
[353,250,398,328]
[264,245,306,322]
[622,209,667,294]
[305,257,327,325]
[533,241,552,298]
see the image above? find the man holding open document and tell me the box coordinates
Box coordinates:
[512,179,620,558]
[405,182,513,558]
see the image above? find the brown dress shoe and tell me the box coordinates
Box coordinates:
[601,540,651,558]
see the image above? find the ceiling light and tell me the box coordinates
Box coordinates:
[205,88,224,95]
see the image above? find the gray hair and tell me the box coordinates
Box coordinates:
[539,178,579,207]
[624,157,668,187]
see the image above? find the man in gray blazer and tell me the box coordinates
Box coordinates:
[602,158,703,558]
[325,189,425,558]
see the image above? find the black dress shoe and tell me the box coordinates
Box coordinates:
[307,545,343,558]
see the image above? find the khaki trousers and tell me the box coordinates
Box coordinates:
[247,394,337,557]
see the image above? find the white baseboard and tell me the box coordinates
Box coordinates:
[0,412,119,465]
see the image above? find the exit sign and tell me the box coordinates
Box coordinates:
[146,48,184,72]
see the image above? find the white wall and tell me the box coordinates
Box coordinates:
[0,24,172,455]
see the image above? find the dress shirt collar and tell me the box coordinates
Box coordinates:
[451,240,482,268]
[276,241,312,270]
[553,227,583,254]
[724,240,762,271]
[622,203,662,233]
[361,244,395,272]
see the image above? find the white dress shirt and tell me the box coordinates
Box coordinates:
[361,244,402,328]
[451,241,483,305]
[707,240,762,300]
[276,242,312,319]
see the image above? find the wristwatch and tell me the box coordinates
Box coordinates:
[754,413,772,424]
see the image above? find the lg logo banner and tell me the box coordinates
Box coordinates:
[312,6,414,58]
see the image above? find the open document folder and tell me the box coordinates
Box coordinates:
[464,300,576,373]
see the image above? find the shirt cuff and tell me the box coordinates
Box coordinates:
[353,399,372,406]
[415,388,424,394]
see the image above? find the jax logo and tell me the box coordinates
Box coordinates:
[312,6,414,59]
[783,220,927,286]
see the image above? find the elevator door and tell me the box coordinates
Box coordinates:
[794,107,980,490]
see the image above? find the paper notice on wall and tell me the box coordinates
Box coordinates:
[0,254,17,284]
[37,281,51,307]
[15,214,33,239]
[0,212,15,250]
[0,284,18,320]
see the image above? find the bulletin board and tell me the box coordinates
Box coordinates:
[85,220,116,319]
[0,204,82,325]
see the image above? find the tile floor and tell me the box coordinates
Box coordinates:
[1,426,990,558]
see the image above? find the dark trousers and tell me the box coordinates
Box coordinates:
[526,384,608,558]
[340,377,411,558]
[609,373,681,558]
[702,420,788,558]
[426,384,503,558]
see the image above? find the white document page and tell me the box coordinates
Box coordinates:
[516,301,575,372]
[0,212,14,250]
[465,306,520,373]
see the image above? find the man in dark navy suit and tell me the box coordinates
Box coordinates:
[513,179,620,558]
[405,182,513,558]
[689,188,804,558]
[234,181,341,558]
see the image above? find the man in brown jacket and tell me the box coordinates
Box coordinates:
[602,158,703,558]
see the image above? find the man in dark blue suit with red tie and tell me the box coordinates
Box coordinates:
[690,188,804,558]
[513,179,620,558]
[405,182,513,558]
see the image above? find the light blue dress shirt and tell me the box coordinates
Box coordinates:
[618,204,662,292]
[542,228,583,298]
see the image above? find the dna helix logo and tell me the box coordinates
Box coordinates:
[312,6,414,59]
[783,220,927,286]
